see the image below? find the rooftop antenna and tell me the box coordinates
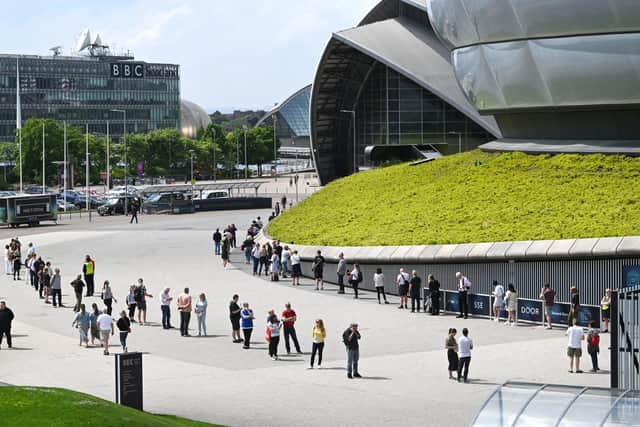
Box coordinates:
[49,46,62,57]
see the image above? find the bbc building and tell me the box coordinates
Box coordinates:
[0,53,180,141]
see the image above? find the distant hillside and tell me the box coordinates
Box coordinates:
[210,110,266,133]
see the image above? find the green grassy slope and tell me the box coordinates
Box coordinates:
[269,151,640,246]
[0,387,221,427]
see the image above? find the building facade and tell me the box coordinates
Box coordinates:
[428,0,640,156]
[310,0,500,185]
[256,84,312,162]
[0,54,180,141]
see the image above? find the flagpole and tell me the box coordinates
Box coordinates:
[16,57,22,194]
[42,121,45,194]
[85,124,89,211]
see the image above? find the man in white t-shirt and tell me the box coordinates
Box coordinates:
[457,328,473,383]
[96,309,114,355]
[566,320,584,373]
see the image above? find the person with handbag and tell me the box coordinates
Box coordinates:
[266,310,282,360]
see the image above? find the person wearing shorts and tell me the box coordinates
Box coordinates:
[291,250,301,286]
[96,309,114,356]
[492,280,505,322]
[396,269,410,309]
[229,295,242,343]
[566,320,584,373]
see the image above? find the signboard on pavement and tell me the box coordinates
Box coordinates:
[115,352,143,410]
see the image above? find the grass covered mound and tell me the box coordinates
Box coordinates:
[0,386,220,427]
[269,151,640,246]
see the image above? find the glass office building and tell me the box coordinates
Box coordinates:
[0,53,180,141]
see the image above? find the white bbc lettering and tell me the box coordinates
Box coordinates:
[134,64,143,77]
[124,64,131,77]
[474,301,484,309]
[112,64,120,76]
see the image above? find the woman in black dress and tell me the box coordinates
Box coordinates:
[445,328,458,380]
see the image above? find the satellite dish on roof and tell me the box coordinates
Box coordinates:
[76,28,91,52]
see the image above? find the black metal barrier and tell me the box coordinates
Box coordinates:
[194,197,272,212]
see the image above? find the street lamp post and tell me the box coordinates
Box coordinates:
[212,127,217,182]
[85,124,89,211]
[243,125,248,181]
[273,115,277,178]
[106,120,110,191]
[188,149,195,183]
[41,121,45,194]
[340,109,357,173]
[448,131,462,153]
[111,109,127,214]
[235,133,239,180]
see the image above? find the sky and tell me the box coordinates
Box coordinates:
[1,0,379,113]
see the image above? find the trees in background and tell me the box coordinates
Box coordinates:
[8,118,279,187]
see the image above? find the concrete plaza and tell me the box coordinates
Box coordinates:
[0,210,609,427]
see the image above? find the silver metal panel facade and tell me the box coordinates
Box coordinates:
[453,33,640,112]
[427,0,640,49]
[617,284,640,390]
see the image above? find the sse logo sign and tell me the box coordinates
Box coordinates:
[111,63,144,78]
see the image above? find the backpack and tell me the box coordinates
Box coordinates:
[589,332,600,347]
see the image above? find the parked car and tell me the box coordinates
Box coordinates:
[56,199,77,211]
[143,192,193,214]
[97,196,139,216]
[193,190,229,200]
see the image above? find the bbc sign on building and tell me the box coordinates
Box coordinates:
[111,63,145,78]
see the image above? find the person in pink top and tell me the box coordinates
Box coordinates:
[177,288,192,337]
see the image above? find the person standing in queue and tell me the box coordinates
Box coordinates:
[135,278,153,326]
[195,293,208,337]
[213,228,222,256]
[428,275,441,315]
[540,283,556,329]
[348,263,363,299]
[568,286,580,327]
[457,328,473,383]
[312,250,325,291]
[70,275,85,312]
[102,280,117,315]
[396,268,410,309]
[0,301,15,349]
[445,328,458,380]
[126,285,137,321]
[50,268,63,308]
[492,280,505,322]
[116,311,131,353]
[336,253,347,294]
[221,236,230,268]
[290,250,301,286]
[373,268,389,304]
[82,255,95,297]
[309,319,326,369]
[409,270,422,313]
[229,294,243,343]
[601,289,611,333]
[267,310,282,360]
[160,287,173,329]
[241,303,255,349]
[281,303,302,354]
[455,272,471,319]
[177,288,192,337]
[343,323,361,379]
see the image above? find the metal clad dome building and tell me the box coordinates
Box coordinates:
[428,0,640,156]
[181,99,211,139]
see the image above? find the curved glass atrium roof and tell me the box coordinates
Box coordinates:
[472,382,640,427]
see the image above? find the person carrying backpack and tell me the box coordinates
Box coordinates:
[587,321,600,372]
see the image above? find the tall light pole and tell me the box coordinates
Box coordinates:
[106,120,110,191]
[111,109,127,214]
[448,131,462,153]
[63,122,67,209]
[211,126,217,182]
[242,125,248,180]
[188,149,195,183]
[235,133,239,180]
[85,124,89,211]
[273,115,278,174]
[340,109,357,173]
[41,121,45,194]
[16,57,23,194]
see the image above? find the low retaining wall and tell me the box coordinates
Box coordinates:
[257,231,640,308]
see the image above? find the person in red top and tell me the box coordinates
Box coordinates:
[281,303,302,354]
[539,283,556,330]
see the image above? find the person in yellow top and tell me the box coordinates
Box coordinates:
[82,255,96,297]
[309,319,326,369]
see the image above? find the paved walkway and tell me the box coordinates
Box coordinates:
[0,211,610,427]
